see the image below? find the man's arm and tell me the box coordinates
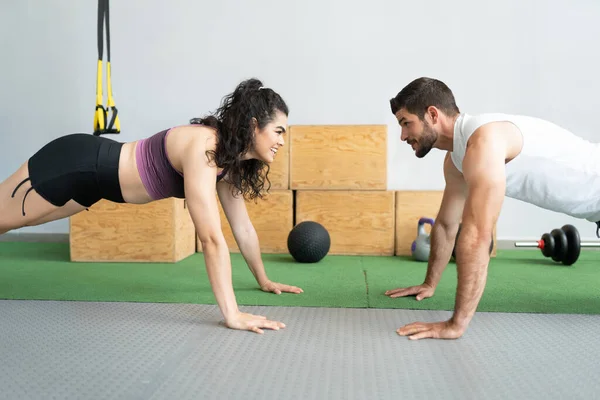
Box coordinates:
[424,153,468,288]
[386,152,466,299]
[450,128,506,331]
[396,127,506,340]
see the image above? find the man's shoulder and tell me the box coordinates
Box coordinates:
[459,112,515,133]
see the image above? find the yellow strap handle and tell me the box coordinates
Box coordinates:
[94,0,120,136]
[94,59,105,132]
[106,61,120,132]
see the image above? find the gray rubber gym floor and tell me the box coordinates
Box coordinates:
[1,300,599,400]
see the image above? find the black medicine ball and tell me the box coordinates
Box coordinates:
[287,221,331,263]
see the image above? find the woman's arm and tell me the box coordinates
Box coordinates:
[216,182,268,285]
[181,139,286,332]
[182,146,239,321]
[216,181,303,295]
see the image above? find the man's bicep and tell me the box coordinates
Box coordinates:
[461,135,506,232]
[436,185,467,227]
[436,154,467,227]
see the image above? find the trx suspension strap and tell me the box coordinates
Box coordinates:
[94,0,120,135]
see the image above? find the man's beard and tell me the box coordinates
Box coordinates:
[415,122,437,158]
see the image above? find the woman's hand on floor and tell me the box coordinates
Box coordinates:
[225,311,286,334]
[260,280,304,295]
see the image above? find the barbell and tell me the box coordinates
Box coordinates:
[514,224,600,266]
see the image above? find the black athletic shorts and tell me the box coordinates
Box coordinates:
[14,133,126,214]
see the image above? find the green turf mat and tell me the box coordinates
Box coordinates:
[0,242,368,308]
[366,250,600,314]
[0,242,599,314]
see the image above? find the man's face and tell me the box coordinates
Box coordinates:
[394,108,438,158]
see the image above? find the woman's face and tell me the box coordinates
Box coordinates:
[247,111,288,163]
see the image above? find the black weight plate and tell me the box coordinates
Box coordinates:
[541,233,554,258]
[550,228,567,263]
[561,224,581,266]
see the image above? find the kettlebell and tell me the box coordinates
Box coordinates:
[411,217,435,262]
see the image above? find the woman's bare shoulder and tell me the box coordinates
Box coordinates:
[172,124,217,143]
[165,124,219,170]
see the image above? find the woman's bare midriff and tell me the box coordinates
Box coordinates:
[117,141,155,204]
[115,125,220,205]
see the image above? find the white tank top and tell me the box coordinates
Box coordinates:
[451,113,600,223]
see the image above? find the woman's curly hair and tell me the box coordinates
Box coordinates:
[190,78,289,201]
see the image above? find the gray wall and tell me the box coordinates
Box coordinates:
[1,0,600,239]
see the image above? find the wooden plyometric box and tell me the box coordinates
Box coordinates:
[295,190,395,256]
[289,125,387,190]
[196,190,293,254]
[394,191,497,257]
[69,198,196,263]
